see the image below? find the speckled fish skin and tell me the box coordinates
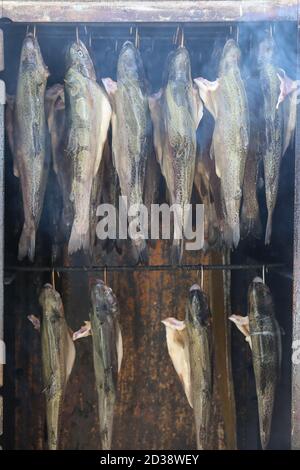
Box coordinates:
[185,284,213,450]
[248,277,281,450]
[111,41,152,263]
[65,40,111,255]
[90,280,122,450]
[258,36,285,245]
[162,47,199,263]
[39,284,75,450]
[13,33,49,261]
[213,40,249,248]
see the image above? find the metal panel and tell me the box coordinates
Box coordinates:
[292,15,300,451]
[1,1,298,23]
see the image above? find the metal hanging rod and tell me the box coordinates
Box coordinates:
[4,263,284,273]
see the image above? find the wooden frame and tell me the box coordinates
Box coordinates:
[1,1,298,23]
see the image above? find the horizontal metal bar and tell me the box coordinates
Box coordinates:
[4,263,285,273]
[1,1,298,23]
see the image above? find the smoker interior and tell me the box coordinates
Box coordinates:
[1,20,297,450]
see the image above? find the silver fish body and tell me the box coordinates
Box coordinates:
[185,284,213,450]
[65,40,111,255]
[90,280,122,450]
[248,277,281,449]
[13,33,49,261]
[39,284,75,450]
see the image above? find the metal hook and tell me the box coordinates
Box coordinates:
[270,24,273,38]
[200,265,204,290]
[76,27,79,45]
[130,26,133,35]
[104,266,107,286]
[236,25,239,44]
[51,269,56,290]
[115,39,118,52]
[84,25,88,36]
[230,25,233,37]
[26,25,29,35]
[33,25,36,38]
[174,26,180,46]
[180,27,184,47]
[135,27,140,49]
[262,265,265,284]
[89,33,92,49]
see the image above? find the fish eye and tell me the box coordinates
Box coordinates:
[77,49,84,58]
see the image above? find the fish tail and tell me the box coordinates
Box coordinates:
[232,222,240,248]
[18,222,36,262]
[241,213,262,240]
[132,239,149,265]
[68,224,90,255]
[171,240,183,265]
[265,212,273,245]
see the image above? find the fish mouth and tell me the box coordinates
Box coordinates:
[190,284,201,292]
[253,277,264,284]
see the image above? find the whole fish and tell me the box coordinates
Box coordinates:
[46,84,73,233]
[162,284,213,449]
[194,39,249,248]
[65,40,111,255]
[248,277,281,449]
[258,37,284,245]
[8,33,49,261]
[230,277,281,449]
[102,41,152,264]
[73,280,123,450]
[149,46,203,264]
[39,284,75,450]
[258,36,298,244]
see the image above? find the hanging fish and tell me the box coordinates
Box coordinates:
[162,284,213,449]
[194,39,249,249]
[229,277,281,449]
[65,40,111,255]
[6,33,49,261]
[257,36,299,244]
[149,46,203,264]
[102,41,152,264]
[73,279,123,450]
[240,77,264,240]
[29,283,76,450]
[45,84,74,234]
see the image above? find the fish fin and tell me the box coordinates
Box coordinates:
[68,225,90,255]
[229,314,252,349]
[171,240,183,266]
[102,78,118,97]
[161,318,193,408]
[193,77,219,119]
[265,212,272,245]
[73,321,92,341]
[18,223,36,262]
[192,85,204,129]
[27,314,41,332]
[148,91,164,166]
[93,92,112,177]
[115,320,123,374]
[276,69,299,109]
[6,95,18,175]
[65,325,76,384]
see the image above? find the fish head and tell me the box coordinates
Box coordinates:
[66,40,96,80]
[186,284,211,327]
[39,284,64,320]
[165,46,192,84]
[257,36,274,67]
[117,41,146,86]
[219,39,241,74]
[90,279,119,322]
[248,277,273,318]
[20,33,49,81]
